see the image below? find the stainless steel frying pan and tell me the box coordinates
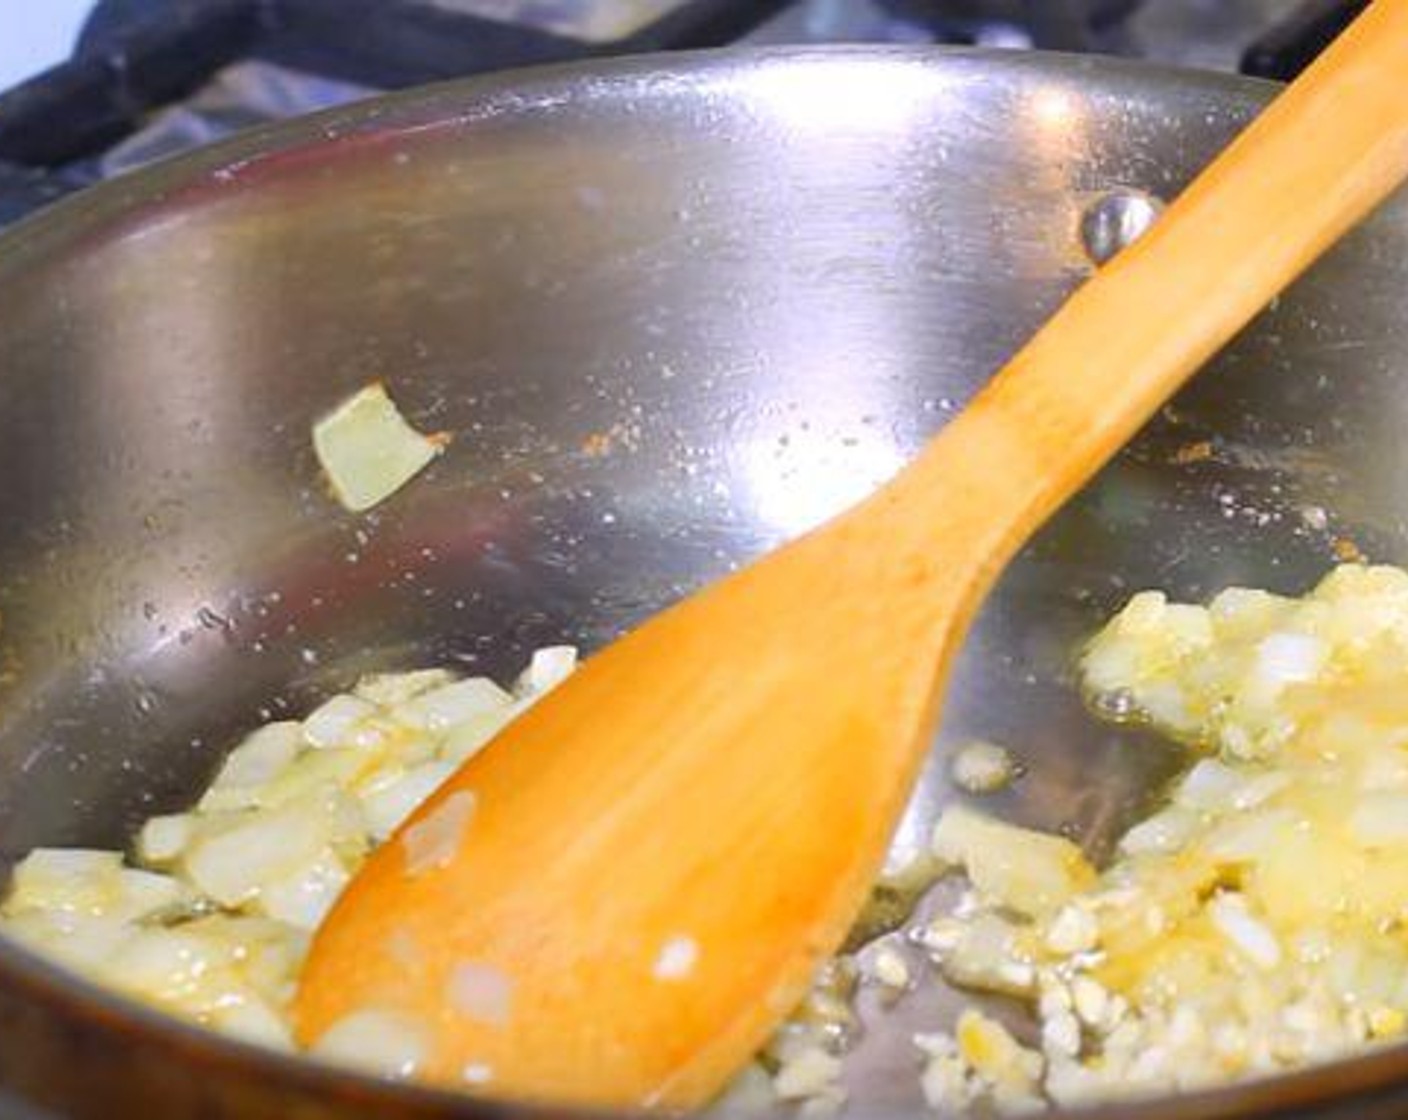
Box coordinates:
[0,46,1405,1120]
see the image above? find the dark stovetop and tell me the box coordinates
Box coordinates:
[0,0,1372,230]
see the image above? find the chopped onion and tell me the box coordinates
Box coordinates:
[1208,892,1281,969]
[362,760,456,841]
[312,1008,429,1078]
[1118,806,1198,855]
[5,849,124,916]
[439,707,517,766]
[1254,632,1325,688]
[4,910,135,971]
[950,740,1017,794]
[200,722,303,809]
[312,382,446,513]
[258,749,368,811]
[215,997,294,1050]
[926,912,1034,996]
[1045,904,1099,955]
[0,651,580,1085]
[1202,808,1297,863]
[137,814,195,864]
[353,668,454,707]
[1350,792,1408,845]
[870,946,911,989]
[259,851,350,929]
[111,869,191,922]
[711,1063,777,1114]
[183,803,329,906]
[931,805,1093,916]
[302,694,376,749]
[392,677,513,732]
[107,927,226,1003]
[772,1046,843,1102]
[516,646,578,695]
[954,1009,1041,1096]
[1174,759,1244,811]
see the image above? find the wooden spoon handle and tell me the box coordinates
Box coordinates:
[870,0,1408,596]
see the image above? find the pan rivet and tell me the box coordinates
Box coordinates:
[1080,189,1163,266]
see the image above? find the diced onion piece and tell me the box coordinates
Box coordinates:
[260,851,350,929]
[107,927,227,1002]
[314,787,370,853]
[516,646,578,696]
[1254,632,1326,688]
[1209,587,1293,639]
[1170,761,1285,817]
[312,1008,430,1078]
[950,740,1016,794]
[1118,806,1198,855]
[929,913,1035,996]
[137,814,195,864]
[216,997,295,1049]
[1174,759,1245,812]
[1202,809,1297,863]
[772,1046,843,1102]
[5,849,124,916]
[392,678,513,732]
[302,694,377,749]
[956,1009,1042,1088]
[1045,904,1100,955]
[918,1036,971,1113]
[354,669,454,707]
[187,913,304,1000]
[439,707,517,766]
[870,946,910,989]
[1230,771,1291,810]
[1132,681,1193,735]
[1357,749,1408,792]
[259,749,369,811]
[112,869,191,922]
[3,910,135,971]
[1082,594,1213,683]
[201,722,303,809]
[361,760,456,841]
[931,805,1094,916]
[713,1063,778,1114]
[1208,892,1281,969]
[312,382,446,513]
[1350,792,1408,845]
[183,803,329,906]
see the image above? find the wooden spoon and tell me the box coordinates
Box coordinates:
[297,1,1408,1106]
